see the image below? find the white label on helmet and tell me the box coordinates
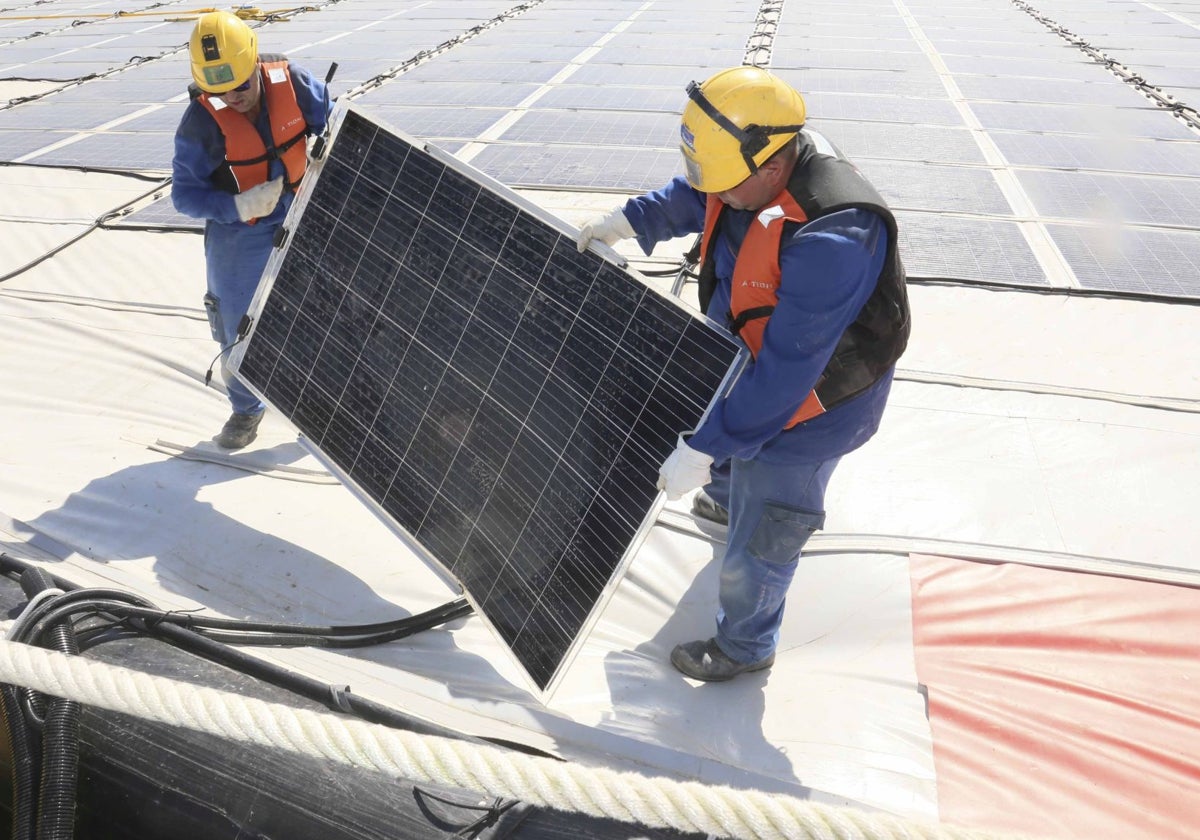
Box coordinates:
[268,67,287,85]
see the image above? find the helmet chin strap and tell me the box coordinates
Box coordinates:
[685,81,804,177]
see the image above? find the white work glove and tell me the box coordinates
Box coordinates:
[657,435,714,501]
[576,207,635,253]
[233,176,284,222]
[306,132,325,164]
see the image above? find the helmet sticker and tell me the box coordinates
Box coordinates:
[203,64,236,87]
[680,123,696,153]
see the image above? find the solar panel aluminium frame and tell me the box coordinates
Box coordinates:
[230,103,744,696]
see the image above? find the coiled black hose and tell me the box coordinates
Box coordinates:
[1,684,39,840]
[19,568,80,840]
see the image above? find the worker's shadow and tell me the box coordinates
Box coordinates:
[598,527,804,793]
[15,440,404,623]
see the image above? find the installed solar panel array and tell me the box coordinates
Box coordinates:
[355,0,1200,296]
[3,0,1197,297]
[766,1,1200,296]
[231,108,741,693]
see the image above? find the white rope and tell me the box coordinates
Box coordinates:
[0,640,1019,840]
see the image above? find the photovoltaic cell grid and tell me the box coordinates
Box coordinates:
[1016,170,1200,229]
[31,132,172,170]
[812,121,985,166]
[895,213,1048,286]
[499,110,679,149]
[470,143,683,194]
[991,133,1200,178]
[0,130,71,161]
[1047,224,1200,298]
[940,55,1116,83]
[362,106,513,143]
[0,101,132,130]
[232,108,740,692]
[359,81,543,109]
[970,102,1198,141]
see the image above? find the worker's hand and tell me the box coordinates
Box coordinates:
[576,208,635,253]
[657,435,713,501]
[234,176,284,222]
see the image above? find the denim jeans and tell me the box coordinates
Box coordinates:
[204,220,274,416]
[704,453,841,664]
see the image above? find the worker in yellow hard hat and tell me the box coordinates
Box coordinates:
[172,11,333,449]
[577,66,911,681]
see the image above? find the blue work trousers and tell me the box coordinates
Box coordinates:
[203,220,274,416]
[704,453,841,664]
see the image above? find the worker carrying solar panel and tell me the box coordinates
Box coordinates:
[171,11,333,449]
[577,66,911,682]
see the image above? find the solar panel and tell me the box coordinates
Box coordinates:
[112,194,201,231]
[811,122,985,166]
[231,106,742,695]
[499,110,679,148]
[0,101,131,131]
[895,213,1048,286]
[1047,223,1200,299]
[470,144,682,193]
[30,132,173,170]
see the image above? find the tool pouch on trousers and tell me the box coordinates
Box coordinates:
[747,503,825,565]
[203,292,224,343]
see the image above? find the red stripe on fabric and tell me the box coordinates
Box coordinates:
[909,554,1200,840]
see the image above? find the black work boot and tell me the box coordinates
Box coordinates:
[691,491,729,526]
[670,638,775,682]
[214,411,264,450]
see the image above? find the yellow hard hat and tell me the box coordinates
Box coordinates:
[679,66,807,193]
[189,11,258,93]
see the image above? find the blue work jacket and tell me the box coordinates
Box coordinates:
[622,175,895,464]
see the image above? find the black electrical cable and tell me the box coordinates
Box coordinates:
[0,159,170,182]
[0,177,172,285]
[0,553,553,757]
[139,615,513,746]
[2,74,98,83]
[12,588,155,642]
[203,337,241,387]
[906,274,1200,307]
[1011,0,1200,132]
[22,597,474,651]
[639,266,696,278]
[413,787,530,839]
[13,583,469,641]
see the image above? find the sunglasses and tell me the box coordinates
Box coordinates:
[225,77,253,94]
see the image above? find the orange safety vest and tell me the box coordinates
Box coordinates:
[197,57,308,216]
[696,135,910,429]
